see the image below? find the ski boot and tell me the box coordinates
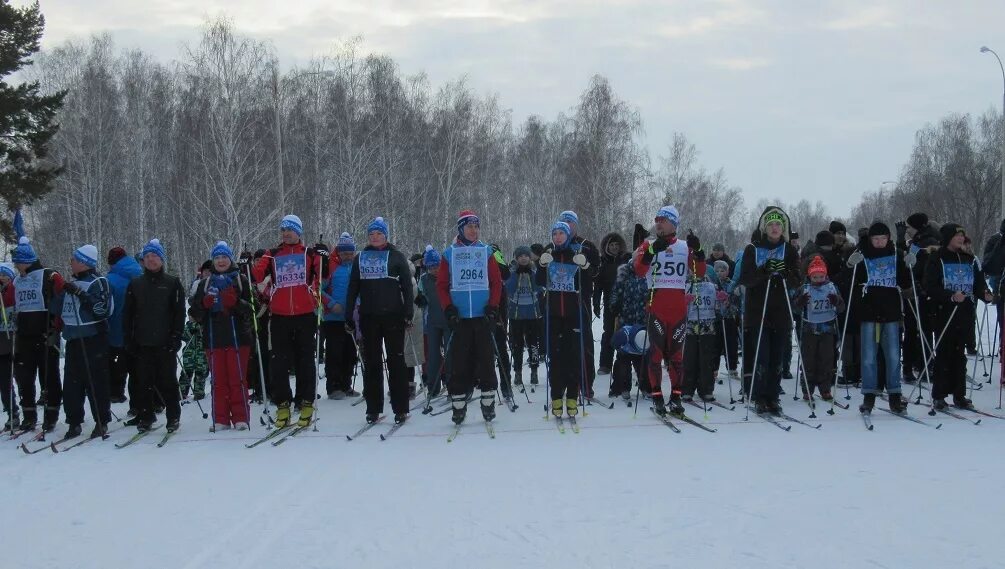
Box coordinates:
[65,423,82,439]
[480,401,496,422]
[530,367,539,386]
[820,391,834,401]
[213,423,231,432]
[329,390,346,400]
[90,423,107,439]
[667,394,685,416]
[859,393,876,414]
[366,412,380,425]
[166,418,180,433]
[565,398,578,417]
[700,393,716,403]
[394,412,409,425]
[552,399,564,417]
[766,399,783,416]
[888,393,906,414]
[933,398,948,411]
[136,417,154,433]
[297,403,314,427]
[754,399,770,414]
[124,415,141,427]
[234,422,249,431]
[180,386,190,399]
[41,408,59,433]
[651,394,667,415]
[3,409,20,431]
[681,394,693,403]
[274,402,292,428]
[953,395,974,410]
[451,396,467,424]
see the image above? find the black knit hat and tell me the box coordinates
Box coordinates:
[200,260,212,272]
[868,222,891,237]
[815,230,835,248]
[939,223,965,247]
[530,243,545,256]
[907,213,929,231]
[829,221,847,235]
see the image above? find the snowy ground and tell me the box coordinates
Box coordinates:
[3,316,1005,569]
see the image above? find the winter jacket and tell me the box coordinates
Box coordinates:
[545,235,600,300]
[536,245,593,318]
[122,268,186,350]
[321,258,354,323]
[188,269,254,349]
[436,238,503,319]
[924,245,988,334]
[107,255,142,347]
[847,240,911,323]
[981,219,1005,282]
[417,272,446,331]
[346,243,414,320]
[13,261,64,337]
[593,232,630,314]
[794,280,845,335]
[632,235,698,324]
[252,241,329,317]
[901,222,942,294]
[609,263,648,327]
[0,284,15,355]
[51,269,112,341]
[738,236,801,331]
[181,320,205,358]
[505,265,543,320]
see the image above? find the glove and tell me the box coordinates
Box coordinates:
[219,286,238,310]
[63,281,83,297]
[344,320,356,334]
[444,304,460,330]
[766,259,786,273]
[715,290,728,303]
[313,243,330,258]
[794,292,810,308]
[484,305,499,323]
[684,293,696,304]
[895,221,908,240]
[686,230,700,252]
[904,250,917,268]
[573,253,588,268]
[651,238,668,253]
[415,295,428,309]
[539,252,553,266]
[827,293,839,305]
[847,250,864,268]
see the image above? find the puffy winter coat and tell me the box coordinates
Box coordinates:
[321,258,353,323]
[252,241,329,317]
[594,232,630,313]
[123,268,186,349]
[346,243,414,320]
[738,236,801,331]
[51,269,113,340]
[107,255,142,347]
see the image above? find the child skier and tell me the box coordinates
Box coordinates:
[681,259,719,402]
[320,233,359,399]
[712,260,739,379]
[416,245,448,396]
[506,246,543,391]
[179,315,208,400]
[793,255,844,400]
[608,259,648,399]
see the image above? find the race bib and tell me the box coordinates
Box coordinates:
[864,255,897,288]
[687,282,716,322]
[805,283,837,324]
[548,262,578,293]
[450,246,489,292]
[943,262,974,296]
[14,269,45,312]
[909,243,921,256]
[754,244,786,268]
[649,241,688,290]
[514,274,537,305]
[273,252,308,289]
[358,251,390,280]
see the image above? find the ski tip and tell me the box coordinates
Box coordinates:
[379,434,387,441]
[867,425,874,431]
[935,423,943,429]
[975,419,982,426]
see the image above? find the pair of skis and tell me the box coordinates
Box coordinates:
[447,420,495,442]
[555,415,580,434]
[649,407,718,433]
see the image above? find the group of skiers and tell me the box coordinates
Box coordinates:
[0,202,998,444]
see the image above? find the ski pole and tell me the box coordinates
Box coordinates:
[634,291,653,418]
[68,291,107,434]
[783,280,816,418]
[487,318,517,412]
[744,276,772,422]
[575,277,589,417]
[988,306,1001,384]
[720,315,735,405]
[906,304,959,410]
[0,285,15,430]
[833,262,858,406]
[207,315,218,430]
[422,331,453,413]
[176,353,208,419]
[906,268,933,402]
[230,316,251,430]
[243,263,271,422]
[312,234,324,431]
[543,264,552,418]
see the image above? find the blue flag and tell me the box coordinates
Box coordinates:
[12,208,24,240]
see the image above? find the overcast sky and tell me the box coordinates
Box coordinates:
[21,0,1005,216]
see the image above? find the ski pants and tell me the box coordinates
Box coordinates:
[611,351,644,395]
[207,346,250,425]
[63,333,111,426]
[108,346,131,401]
[745,324,787,403]
[509,318,541,373]
[250,314,271,399]
[492,318,512,396]
[179,348,208,398]
[133,345,181,423]
[321,321,357,395]
[425,325,450,389]
[361,314,409,415]
[647,314,685,398]
[546,314,582,401]
[715,317,739,372]
[599,305,616,370]
[268,313,317,406]
[14,334,61,424]
[448,318,498,399]
[933,330,968,401]
[682,333,717,398]
[902,298,928,375]
[800,331,835,395]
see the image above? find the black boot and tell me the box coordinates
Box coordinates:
[451,396,467,425]
[859,393,876,413]
[41,408,59,433]
[481,391,496,421]
[766,399,783,416]
[394,412,409,425]
[667,393,685,416]
[754,399,770,414]
[136,418,153,433]
[166,418,180,433]
[366,412,380,425]
[652,394,667,415]
[90,423,107,439]
[933,398,948,410]
[953,395,974,410]
[888,393,906,414]
[66,424,82,439]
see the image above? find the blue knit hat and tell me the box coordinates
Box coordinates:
[11,236,37,265]
[336,232,356,253]
[551,221,572,249]
[558,210,579,226]
[0,263,15,280]
[367,217,389,239]
[655,205,680,227]
[73,244,98,268]
[423,244,441,268]
[211,240,234,262]
[280,214,303,237]
[141,238,166,263]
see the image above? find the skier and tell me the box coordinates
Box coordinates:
[844,222,912,413]
[594,232,630,376]
[251,214,330,428]
[793,255,844,400]
[681,258,720,402]
[320,232,359,399]
[436,210,503,424]
[52,244,113,439]
[552,210,599,396]
[738,207,801,415]
[608,253,648,399]
[505,246,543,390]
[0,264,17,430]
[538,220,591,417]
[712,260,739,379]
[122,239,186,433]
[178,315,208,400]
[189,241,254,431]
[106,247,141,408]
[924,224,992,409]
[896,213,941,384]
[631,205,699,416]
[488,243,514,403]
[416,245,448,396]
[11,236,64,432]
[345,216,413,425]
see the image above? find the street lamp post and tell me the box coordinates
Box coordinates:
[981,46,1005,218]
